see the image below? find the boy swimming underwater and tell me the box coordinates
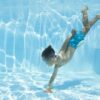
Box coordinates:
[42,6,100,93]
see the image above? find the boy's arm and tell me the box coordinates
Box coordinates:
[48,65,59,88]
[60,29,76,52]
[60,34,72,52]
[45,65,59,93]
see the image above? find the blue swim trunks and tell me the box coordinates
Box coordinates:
[68,31,85,48]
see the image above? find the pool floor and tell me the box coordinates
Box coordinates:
[0,69,100,100]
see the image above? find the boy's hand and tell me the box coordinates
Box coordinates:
[44,87,53,93]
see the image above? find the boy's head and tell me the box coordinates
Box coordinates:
[41,45,57,66]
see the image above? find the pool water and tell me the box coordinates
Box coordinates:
[0,0,100,100]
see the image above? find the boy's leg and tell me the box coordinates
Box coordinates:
[82,7,100,34]
[89,15,100,27]
[82,6,89,27]
[82,6,90,34]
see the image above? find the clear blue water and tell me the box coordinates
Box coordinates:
[0,0,100,100]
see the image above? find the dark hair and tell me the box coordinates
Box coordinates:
[42,45,55,60]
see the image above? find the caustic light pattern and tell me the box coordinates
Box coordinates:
[0,0,100,100]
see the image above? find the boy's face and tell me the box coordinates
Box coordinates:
[44,56,57,66]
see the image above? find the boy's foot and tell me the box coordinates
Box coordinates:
[96,15,100,19]
[82,6,88,13]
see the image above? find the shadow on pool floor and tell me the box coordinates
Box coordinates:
[54,79,83,90]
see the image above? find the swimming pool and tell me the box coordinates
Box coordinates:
[0,0,100,100]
